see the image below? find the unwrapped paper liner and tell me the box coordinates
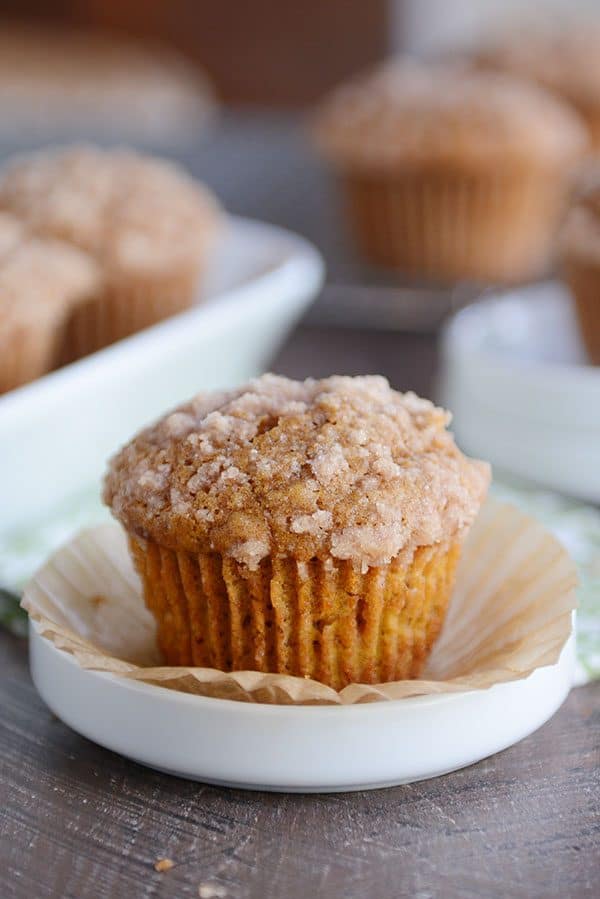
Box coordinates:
[22,500,578,705]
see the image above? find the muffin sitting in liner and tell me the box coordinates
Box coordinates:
[561,181,600,365]
[314,59,587,283]
[104,374,490,691]
[0,145,222,362]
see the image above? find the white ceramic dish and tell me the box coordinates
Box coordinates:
[29,621,574,793]
[0,216,323,531]
[441,283,600,503]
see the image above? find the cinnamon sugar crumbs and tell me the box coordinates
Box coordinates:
[104,374,490,570]
[154,858,175,873]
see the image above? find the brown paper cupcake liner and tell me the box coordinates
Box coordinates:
[342,166,569,283]
[58,265,202,364]
[563,256,600,365]
[128,537,461,691]
[22,500,578,705]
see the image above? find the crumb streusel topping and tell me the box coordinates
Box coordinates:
[314,59,587,170]
[0,145,221,274]
[104,374,490,570]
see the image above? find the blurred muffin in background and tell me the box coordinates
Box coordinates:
[0,237,100,393]
[0,25,216,148]
[314,60,588,284]
[561,181,600,365]
[471,22,600,155]
[0,146,223,361]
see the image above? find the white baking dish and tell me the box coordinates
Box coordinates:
[1,216,324,531]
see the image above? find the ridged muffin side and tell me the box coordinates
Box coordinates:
[128,536,460,689]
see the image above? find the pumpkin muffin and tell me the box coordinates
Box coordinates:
[561,183,600,364]
[104,374,490,690]
[314,60,587,283]
[0,145,222,360]
[472,23,600,154]
[0,237,100,392]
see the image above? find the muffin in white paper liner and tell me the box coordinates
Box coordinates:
[22,499,577,705]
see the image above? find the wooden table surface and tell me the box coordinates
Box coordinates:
[1,116,599,898]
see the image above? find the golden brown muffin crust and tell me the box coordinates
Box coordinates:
[104,374,490,570]
[314,59,588,171]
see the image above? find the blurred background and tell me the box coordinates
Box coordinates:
[2,0,599,103]
[0,0,597,314]
[0,0,588,268]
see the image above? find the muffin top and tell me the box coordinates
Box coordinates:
[0,145,221,275]
[314,59,587,171]
[474,23,600,111]
[104,374,490,570]
[0,237,100,325]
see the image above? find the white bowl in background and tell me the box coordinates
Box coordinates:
[440,283,600,503]
[1,216,324,531]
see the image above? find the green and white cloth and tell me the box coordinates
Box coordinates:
[491,479,600,685]
[1,479,599,684]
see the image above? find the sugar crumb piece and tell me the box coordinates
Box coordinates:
[164,411,196,437]
[310,443,349,485]
[154,858,175,873]
[290,510,333,535]
[198,883,227,898]
[229,538,270,571]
